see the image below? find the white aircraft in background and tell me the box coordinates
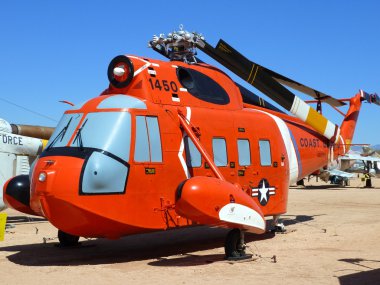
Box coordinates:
[318,150,380,186]
[0,118,53,211]
[341,152,380,177]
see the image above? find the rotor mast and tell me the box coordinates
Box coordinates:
[149,25,204,63]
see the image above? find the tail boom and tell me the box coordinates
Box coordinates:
[339,91,366,153]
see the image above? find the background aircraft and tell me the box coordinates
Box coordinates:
[0,118,53,211]
[342,151,380,177]
[302,149,380,187]
[342,151,380,187]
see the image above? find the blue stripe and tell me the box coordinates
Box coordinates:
[288,129,302,180]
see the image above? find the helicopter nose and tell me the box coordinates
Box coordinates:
[30,156,83,216]
[29,152,130,237]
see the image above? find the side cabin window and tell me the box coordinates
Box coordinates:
[259,140,272,166]
[184,136,202,168]
[134,116,163,162]
[237,139,251,166]
[177,67,230,105]
[212,138,228,166]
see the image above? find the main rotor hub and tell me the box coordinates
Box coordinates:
[149,25,204,63]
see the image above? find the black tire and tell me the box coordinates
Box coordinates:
[224,228,245,259]
[365,178,372,188]
[58,230,80,247]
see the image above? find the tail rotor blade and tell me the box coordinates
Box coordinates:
[361,91,380,105]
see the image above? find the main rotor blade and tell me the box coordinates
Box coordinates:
[262,68,346,107]
[198,39,297,111]
[236,83,285,114]
[197,39,341,143]
[215,39,345,107]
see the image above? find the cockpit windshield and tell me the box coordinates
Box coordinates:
[46,113,83,149]
[46,111,131,162]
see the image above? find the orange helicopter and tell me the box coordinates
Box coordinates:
[3,26,379,260]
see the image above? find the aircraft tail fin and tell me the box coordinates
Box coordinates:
[340,90,379,152]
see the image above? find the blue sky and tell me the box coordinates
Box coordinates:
[0,1,379,144]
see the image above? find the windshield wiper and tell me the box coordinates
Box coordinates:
[46,117,73,150]
[72,119,88,151]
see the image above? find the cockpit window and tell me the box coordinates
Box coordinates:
[97,94,147,110]
[71,112,131,162]
[46,111,131,163]
[177,67,230,105]
[46,113,83,149]
[134,116,162,163]
[43,111,132,196]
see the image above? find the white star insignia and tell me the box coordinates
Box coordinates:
[258,181,269,202]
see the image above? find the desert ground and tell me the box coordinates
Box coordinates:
[1,177,380,285]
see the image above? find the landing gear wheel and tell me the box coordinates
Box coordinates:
[272,223,286,233]
[58,230,80,247]
[224,228,251,261]
[365,178,373,188]
[271,215,287,233]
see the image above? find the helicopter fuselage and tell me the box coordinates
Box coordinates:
[24,56,340,239]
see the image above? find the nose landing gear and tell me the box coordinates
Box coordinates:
[58,230,80,247]
[224,228,252,261]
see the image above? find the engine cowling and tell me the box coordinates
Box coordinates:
[175,176,266,234]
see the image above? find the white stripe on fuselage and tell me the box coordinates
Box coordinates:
[128,56,159,76]
[340,135,346,154]
[178,107,192,178]
[254,110,299,185]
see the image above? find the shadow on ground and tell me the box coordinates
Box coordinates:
[279,214,324,227]
[338,258,380,285]
[148,253,226,266]
[291,184,351,191]
[0,226,275,267]
[339,258,380,269]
